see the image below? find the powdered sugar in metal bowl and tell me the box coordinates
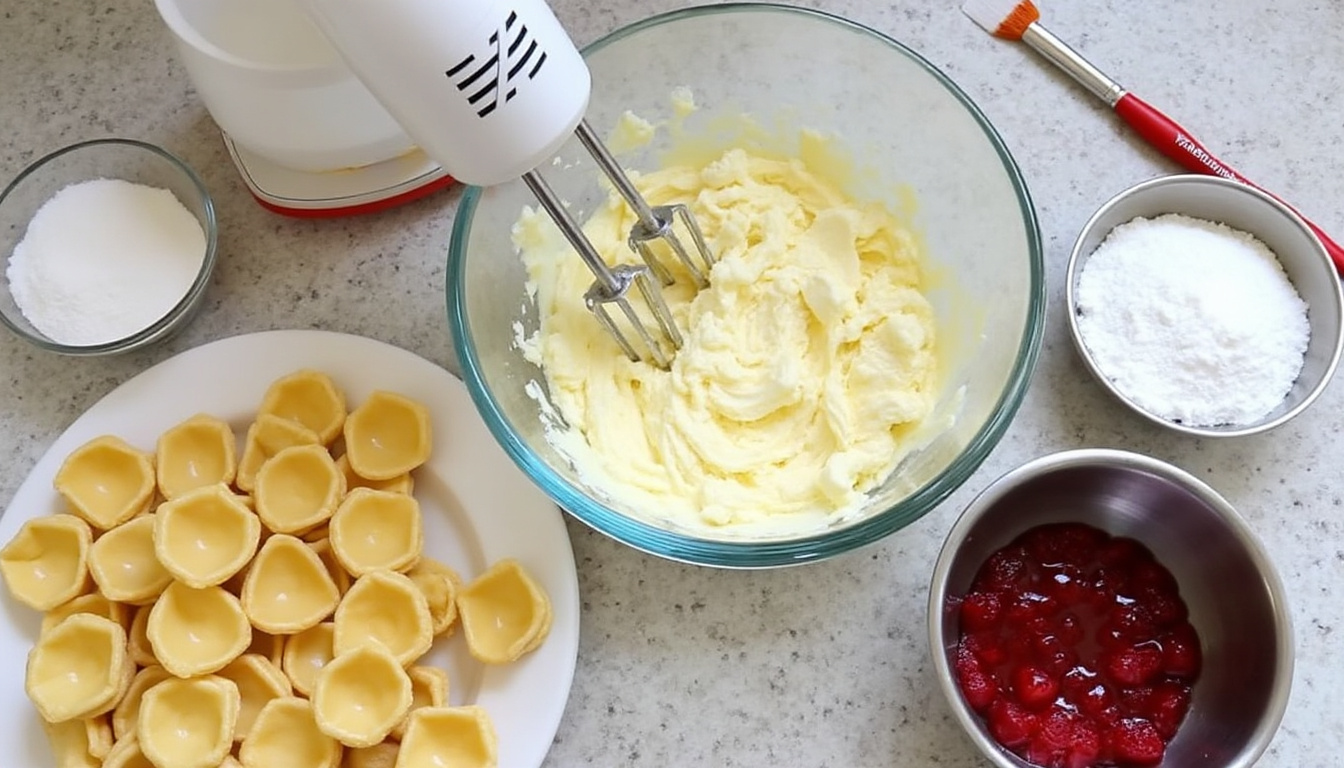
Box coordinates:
[1074,213,1309,427]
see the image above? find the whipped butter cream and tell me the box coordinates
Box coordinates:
[515,141,937,535]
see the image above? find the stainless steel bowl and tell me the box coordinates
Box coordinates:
[928,449,1293,768]
[1065,174,1343,437]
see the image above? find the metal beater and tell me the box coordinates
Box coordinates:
[296,0,715,367]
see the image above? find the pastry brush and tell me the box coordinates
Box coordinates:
[961,0,1344,275]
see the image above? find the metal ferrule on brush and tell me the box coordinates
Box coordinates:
[1021,24,1125,106]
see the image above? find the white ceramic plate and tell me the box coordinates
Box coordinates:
[0,330,579,767]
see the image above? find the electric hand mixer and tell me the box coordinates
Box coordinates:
[296,0,715,368]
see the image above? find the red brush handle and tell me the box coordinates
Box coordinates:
[1114,92,1344,275]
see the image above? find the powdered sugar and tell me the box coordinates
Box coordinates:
[6,178,206,346]
[1075,213,1309,427]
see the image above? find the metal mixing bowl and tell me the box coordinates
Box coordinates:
[447,3,1044,567]
[928,448,1293,768]
[1065,174,1344,437]
[0,138,218,355]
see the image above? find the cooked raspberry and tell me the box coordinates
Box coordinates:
[1160,623,1202,679]
[962,630,1008,668]
[988,697,1039,748]
[1078,682,1115,717]
[1063,719,1102,768]
[1085,582,1117,611]
[1023,523,1105,567]
[1012,664,1060,710]
[1044,564,1090,604]
[1107,604,1158,643]
[1006,591,1058,623]
[960,591,1004,632]
[975,546,1031,591]
[1032,632,1078,676]
[1097,537,1146,568]
[1105,644,1163,687]
[1095,621,1130,650]
[1116,684,1155,717]
[1130,559,1177,593]
[1093,703,1123,730]
[1108,718,1166,765]
[957,663,999,713]
[1148,681,1192,740]
[1143,594,1188,627]
[1053,611,1084,646]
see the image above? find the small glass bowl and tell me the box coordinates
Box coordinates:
[0,138,218,355]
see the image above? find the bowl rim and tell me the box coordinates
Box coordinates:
[447,2,1046,568]
[1064,173,1344,438]
[0,137,218,356]
[925,447,1295,768]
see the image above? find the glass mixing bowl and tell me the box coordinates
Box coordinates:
[448,3,1044,567]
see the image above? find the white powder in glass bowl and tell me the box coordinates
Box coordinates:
[1075,213,1309,427]
[6,178,206,346]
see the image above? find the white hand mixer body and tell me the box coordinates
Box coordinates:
[296,0,714,367]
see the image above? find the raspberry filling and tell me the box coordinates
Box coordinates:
[952,523,1201,768]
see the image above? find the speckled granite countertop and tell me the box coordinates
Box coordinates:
[2,1,1343,766]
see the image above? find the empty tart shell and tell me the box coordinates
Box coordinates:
[239,697,342,768]
[408,557,461,637]
[258,369,348,446]
[54,436,155,530]
[282,621,335,697]
[456,558,552,664]
[85,714,115,760]
[308,538,352,595]
[25,613,133,723]
[329,489,423,576]
[147,581,252,678]
[156,414,238,500]
[101,736,155,768]
[391,665,449,740]
[335,454,414,496]
[253,444,344,535]
[127,605,158,667]
[396,706,497,768]
[41,717,102,768]
[342,391,432,481]
[218,653,294,742]
[88,514,172,604]
[111,664,172,742]
[312,643,412,748]
[236,414,322,494]
[41,592,129,636]
[242,534,340,634]
[136,675,239,768]
[154,485,261,589]
[333,570,432,666]
[1,513,93,611]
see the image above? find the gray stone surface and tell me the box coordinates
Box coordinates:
[2,1,1343,766]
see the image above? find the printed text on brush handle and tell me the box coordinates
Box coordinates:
[1115,93,1344,274]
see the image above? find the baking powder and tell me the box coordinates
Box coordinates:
[6,178,206,346]
[1075,213,1309,427]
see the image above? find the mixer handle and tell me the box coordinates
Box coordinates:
[296,0,592,187]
